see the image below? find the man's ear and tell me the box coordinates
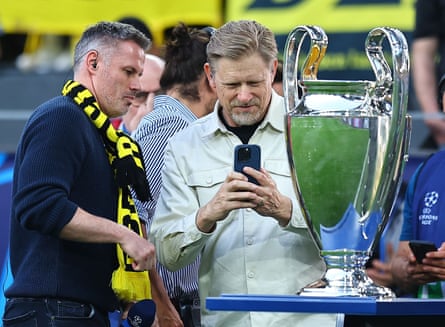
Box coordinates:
[204,63,216,88]
[86,50,99,72]
[271,58,278,83]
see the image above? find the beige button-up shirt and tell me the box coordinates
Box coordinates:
[151,91,336,327]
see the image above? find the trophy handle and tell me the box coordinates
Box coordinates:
[365,27,410,120]
[283,25,328,113]
[365,27,411,251]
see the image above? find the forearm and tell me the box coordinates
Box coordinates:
[59,207,133,244]
[412,38,440,115]
[149,269,183,326]
[149,268,169,301]
[152,209,206,271]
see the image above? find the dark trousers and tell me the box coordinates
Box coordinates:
[344,315,445,327]
[2,297,110,327]
[170,297,201,327]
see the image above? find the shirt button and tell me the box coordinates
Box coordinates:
[206,177,212,184]
[246,208,252,212]
[246,238,253,245]
[247,271,255,279]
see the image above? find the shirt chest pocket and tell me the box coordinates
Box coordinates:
[264,159,296,197]
[264,159,291,177]
[187,167,231,206]
[185,160,294,206]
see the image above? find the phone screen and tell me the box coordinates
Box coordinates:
[409,240,437,263]
[234,144,261,185]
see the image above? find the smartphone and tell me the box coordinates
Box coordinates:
[409,240,437,264]
[234,144,261,185]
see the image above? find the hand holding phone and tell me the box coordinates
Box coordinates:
[409,240,437,264]
[234,144,261,185]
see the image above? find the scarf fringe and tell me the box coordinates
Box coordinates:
[111,268,151,302]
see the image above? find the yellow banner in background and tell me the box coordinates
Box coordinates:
[0,0,223,45]
[226,0,416,34]
[226,0,416,73]
[0,0,415,72]
[1,0,415,43]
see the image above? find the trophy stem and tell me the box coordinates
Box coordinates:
[299,250,395,299]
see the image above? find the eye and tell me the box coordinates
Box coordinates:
[224,83,239,89]
[125,68,136,76]
[248,81,262,87]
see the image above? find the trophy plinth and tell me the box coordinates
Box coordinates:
[284,26,410,299]
[300,250,395,298]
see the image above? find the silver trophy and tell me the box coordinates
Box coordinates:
[284,25,411,298]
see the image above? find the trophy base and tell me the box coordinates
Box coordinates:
[297,250,395,299]
[298,280,396,299]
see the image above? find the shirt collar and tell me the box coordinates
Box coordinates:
[153,94,198,121]
[201,90,285,138]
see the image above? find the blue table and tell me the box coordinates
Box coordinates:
[206,294,445,315]
[206,294,445,326]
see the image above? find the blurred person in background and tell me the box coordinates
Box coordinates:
[116,54,165,134]
[412,0,445,151]
[390,74,445,304]
[272,58,283,96]
[119,16,164,57]
[132,22,217,327]
[111,16,165,132]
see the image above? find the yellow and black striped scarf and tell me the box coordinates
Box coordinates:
[62,80,152,302]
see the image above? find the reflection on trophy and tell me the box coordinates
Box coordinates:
[284,25,411,298]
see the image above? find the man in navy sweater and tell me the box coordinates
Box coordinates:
[2,21,161,327]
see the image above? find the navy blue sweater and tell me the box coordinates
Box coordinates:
[5,95,120,312]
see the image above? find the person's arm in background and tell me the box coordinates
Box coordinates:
[149,269,183,327]
[389,166,421,295]
[390,240,445,294]
[141,223,183,327]
[391,241,425,294]
[388,163,445,295]
[412,0,445,148]
[366,243,395,288]
[412,37,445,147]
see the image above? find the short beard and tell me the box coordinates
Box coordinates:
[231,110,263,126]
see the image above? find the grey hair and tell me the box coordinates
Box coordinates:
[73,21,151,71]
[206,20,278,73]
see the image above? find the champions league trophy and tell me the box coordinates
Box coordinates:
[284,25,411,298]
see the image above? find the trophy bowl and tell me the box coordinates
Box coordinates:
[284,25,411,298]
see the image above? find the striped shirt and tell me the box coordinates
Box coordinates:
[132,94,199,300]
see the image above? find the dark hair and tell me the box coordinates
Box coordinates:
[118,16,153,41]
[73,21,151,70]
[274,59,283,83]
[160,22,211,101]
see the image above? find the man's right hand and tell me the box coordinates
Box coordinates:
[195,171,260,233]
[419,242,445,282]
[119,227,156,271]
